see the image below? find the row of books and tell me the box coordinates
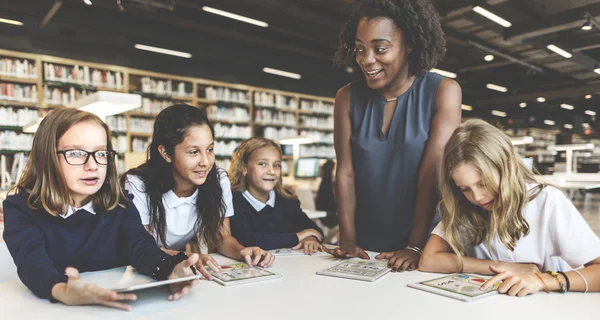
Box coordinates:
[204,86,249,103]
[254,109,297,126]
[0,107,39,127]
[131,137,150,153]
[263,127,297,140]
[0,131,33,151]
[253,92,297,109]
[140,76,192,97]
[299,115,333,130]
[207,105,250,122]
[43,86,90,106]
[0,83,37,103]
[300,99,334,114]
[44,63,124,89]
[300,145,335,158]
[213,123,251,139]
[299,129,334,144]
[0,57,37,79]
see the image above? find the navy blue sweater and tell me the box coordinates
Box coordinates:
[3,192,170,301]
[230,191,324,250]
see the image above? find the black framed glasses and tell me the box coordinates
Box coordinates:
[56,149,116,166]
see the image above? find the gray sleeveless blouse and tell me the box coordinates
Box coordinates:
[349,72,444,252]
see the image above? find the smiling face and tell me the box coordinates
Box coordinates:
[452,162,499,212]
[57,121,108,208]
[355,17,410,91]
[244,146,281,203]
[162,124,215,196]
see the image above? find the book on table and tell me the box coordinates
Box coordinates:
[80,266,201,292]
[207,263,282,286]
[269,248,329,256]
[407,273,499,302]
[316,258,391,282]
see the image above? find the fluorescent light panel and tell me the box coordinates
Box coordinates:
[564,124,573,129]
[67,91,142,117]
[560,103,574,110]
[202,6,268,28]
[583,123,591,128]
[547,44,572,59]
[486,83,507,92]
[585,110,596,116]
[0,18,23,26]
[461,104,473,111]
[134,44,192,58]
[263,67,301,79]
[430,68,457,78]
[484,55,494,61]
[472,6,512,28]
[491,110,506,117]
[537,97,546,102]
[83,0,92,5]
[519,102,527,108]
[544,119,555,125]
[586,94,592,99]
[594,68,600,75]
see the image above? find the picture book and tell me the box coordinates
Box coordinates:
[407,273,499,302]
[269,248,329,256]
[316,258,391,282]
[207,263,282,286]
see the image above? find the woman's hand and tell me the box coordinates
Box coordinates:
[193,254,221,281]
[240,247,275,268]
[167,253,200,301]
[480,265,545,297]
[321,242,370,259]
[52,267,137,311]
[375,249,420,272]
[292,236,321,255]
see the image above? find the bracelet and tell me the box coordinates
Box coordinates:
[557,271,571,292]
[545,270,567,293]
[534,273,550,293]
[572,269,589,293]
[405,246,423,255]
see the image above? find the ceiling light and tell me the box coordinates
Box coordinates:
[345,67,354,74]
[202,6,268,28]
[564,124,573,129]
[586,94,592,99]
[430,68,457,78]
[0,18,24,26]
[484,55,494,61]
[560,103,574,110]
[519,102,527,108]
[83,0,92,5]
[461,104,473,111]
[491,110,506,117]
[67,91,142,118]
[537,97,546,102]
[583,123,591,128]
[544,120,555,125]
[134,44,192,58]
[547,44,572,59]
[582,17,592,30]
[263,67,301,79]
[594,67,600,75]
[472,6,512,28]
[486,83,507,92]
[585,110,596,116]
[510,136,533,146]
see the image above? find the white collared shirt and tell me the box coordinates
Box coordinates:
[242,190,276,211]
[61,201,96,219]
[124,169,234,250]
[432,184,600,271]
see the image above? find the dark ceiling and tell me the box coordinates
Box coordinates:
[2,0,600,135]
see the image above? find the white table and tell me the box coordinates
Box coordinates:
[0,243,598,320]
[304,209,327,219]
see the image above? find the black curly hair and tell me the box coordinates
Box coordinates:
[334,0,446,77]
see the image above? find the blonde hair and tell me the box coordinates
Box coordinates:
[439,119,545,255]
[229,137,297,200]
[15,108,127,216]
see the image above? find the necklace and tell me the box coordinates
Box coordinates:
[386,97,397,102]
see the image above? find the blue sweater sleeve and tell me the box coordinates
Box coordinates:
[287,199,324,238]
[230,208,299,250]
[118,200,171,279]
[3,198,68,301]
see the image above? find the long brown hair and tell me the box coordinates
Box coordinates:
[229,137,297,200]
[15,108,126,216]
[439,119,545,255]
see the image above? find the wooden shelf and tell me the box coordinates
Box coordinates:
[211,119,251,125]
[215,154,232,159]
[171,95,194,101]
[217,136,250,141]
[44,80,96,91]
[130,132,152,138]
[298,109,333,116]
[128,112,158,118]
[212,101,250,108]
[297,126,333,131]
[0,125,23,131]
[254,105,298,113]
[96,86,126,93]
[197,98,217,104]
[282,155,293,160]
[0,75,38,84]
[0,149,30,155]
[0,100,37,108]
[254,122,298,129]
[41,103,65,109]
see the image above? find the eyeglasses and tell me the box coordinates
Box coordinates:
[56,149,116,165]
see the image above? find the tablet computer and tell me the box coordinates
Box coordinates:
[80,266,202,292]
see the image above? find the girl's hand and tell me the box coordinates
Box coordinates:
[322,242,370,259]
[52,267,137,311]
[296,229,323,242]
[375,249,420,272]
[292,236,321,255]
[480,265,545,297]
[496,261,541,274]
[194,254,221,280]
[240,247,275,268]
[167,253,200,301]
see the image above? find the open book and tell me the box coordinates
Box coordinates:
[407,273,499,302]
[207,263,281,286]
[80,266,201,292]
[269,248,329,256]
[316,258,391,282]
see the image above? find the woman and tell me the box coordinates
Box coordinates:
[324,0,462,272]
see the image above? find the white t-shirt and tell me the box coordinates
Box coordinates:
[432,185,600,271]
[124,169,234,251]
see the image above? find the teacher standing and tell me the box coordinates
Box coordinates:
[325,0,462,272]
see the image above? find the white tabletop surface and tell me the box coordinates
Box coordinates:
[0,242,598,320]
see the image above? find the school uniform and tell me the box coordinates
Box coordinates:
[124,168,234,251]
[433,184,600,271]
[3,191,171,301]
[230,190,324,250]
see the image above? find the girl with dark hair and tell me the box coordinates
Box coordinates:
[324,0,462,272]
[4,108,199,310]
[123,104,274,280]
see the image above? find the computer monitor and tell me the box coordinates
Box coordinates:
[295,158,320,178]
[280,144,293,156]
